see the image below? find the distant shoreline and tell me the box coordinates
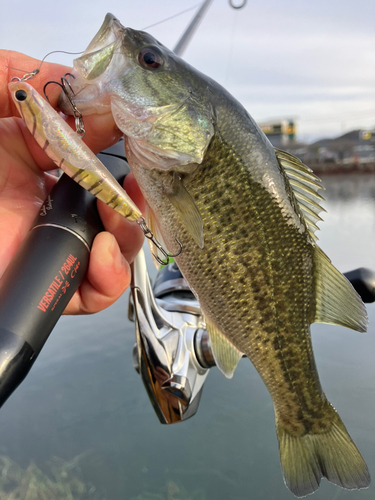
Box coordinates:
[309,162,375,175]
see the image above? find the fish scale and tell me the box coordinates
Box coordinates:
[128,118,367,493]
[169,133,320,424]
[133,126,321,425]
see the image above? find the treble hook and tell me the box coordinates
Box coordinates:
[137,217,182,266]
[61,73,76,96]
[43,73,86,137]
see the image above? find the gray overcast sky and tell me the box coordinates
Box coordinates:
[1,0,374,142]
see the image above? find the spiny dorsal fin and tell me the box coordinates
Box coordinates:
[313,246,368,332]
[204,316,243,378]
[275,149,326,239]
[167,177,204,249]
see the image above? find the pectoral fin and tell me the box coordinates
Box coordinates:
[313,246,368,332]
[205,317,243,378]
[167,177,204,249]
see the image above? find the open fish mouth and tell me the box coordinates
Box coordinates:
[58,13,130,115]
[73,13,125,81]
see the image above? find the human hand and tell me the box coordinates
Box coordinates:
[0,50,145,314]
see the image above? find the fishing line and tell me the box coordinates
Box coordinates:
[142,3,201,30]
[224,8,239,85]
[7,50,84,79]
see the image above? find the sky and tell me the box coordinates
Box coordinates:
[1,0,374,142]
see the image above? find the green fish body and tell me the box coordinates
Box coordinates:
[59,14,370,497]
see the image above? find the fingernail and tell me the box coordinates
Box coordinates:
[108,235,127,274]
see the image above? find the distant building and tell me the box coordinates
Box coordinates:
[310,129,375,165]
[360,130,374,141]
[257,121,375,171]
[259,120,296,148]
[285,128,375,173]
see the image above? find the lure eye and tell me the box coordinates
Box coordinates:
[138,47,163,70]
[15,90,27,102]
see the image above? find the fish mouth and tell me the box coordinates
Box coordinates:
[57,13,212,170]
[82,13,123,55]
[58,13,129,115]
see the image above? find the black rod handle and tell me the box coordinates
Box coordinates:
[0,143,130,407]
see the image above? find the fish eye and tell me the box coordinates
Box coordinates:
[138,47,163,70]
[15,90,27,101]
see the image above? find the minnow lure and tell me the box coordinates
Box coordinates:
[9,80,142,222]
[9,80,182,264]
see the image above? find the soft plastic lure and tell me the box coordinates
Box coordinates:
[9,80,142,222]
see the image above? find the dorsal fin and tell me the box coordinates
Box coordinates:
[275,149,326,239]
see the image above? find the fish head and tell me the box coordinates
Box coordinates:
[59,13,214,170]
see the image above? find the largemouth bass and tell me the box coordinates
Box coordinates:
[59,14,370,497]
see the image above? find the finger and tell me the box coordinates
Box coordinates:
[16,113,122,174]
[63,173,146,315]
[64,232,131,314]
[97,173,146,264]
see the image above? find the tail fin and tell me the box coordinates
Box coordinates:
[276,409,370,497]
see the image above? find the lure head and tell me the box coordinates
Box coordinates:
[8,81,45,124]
[59,13,214,170]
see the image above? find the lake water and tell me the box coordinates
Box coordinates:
[0,173,374,500]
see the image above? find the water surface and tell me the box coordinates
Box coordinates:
[0,173,374,500]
